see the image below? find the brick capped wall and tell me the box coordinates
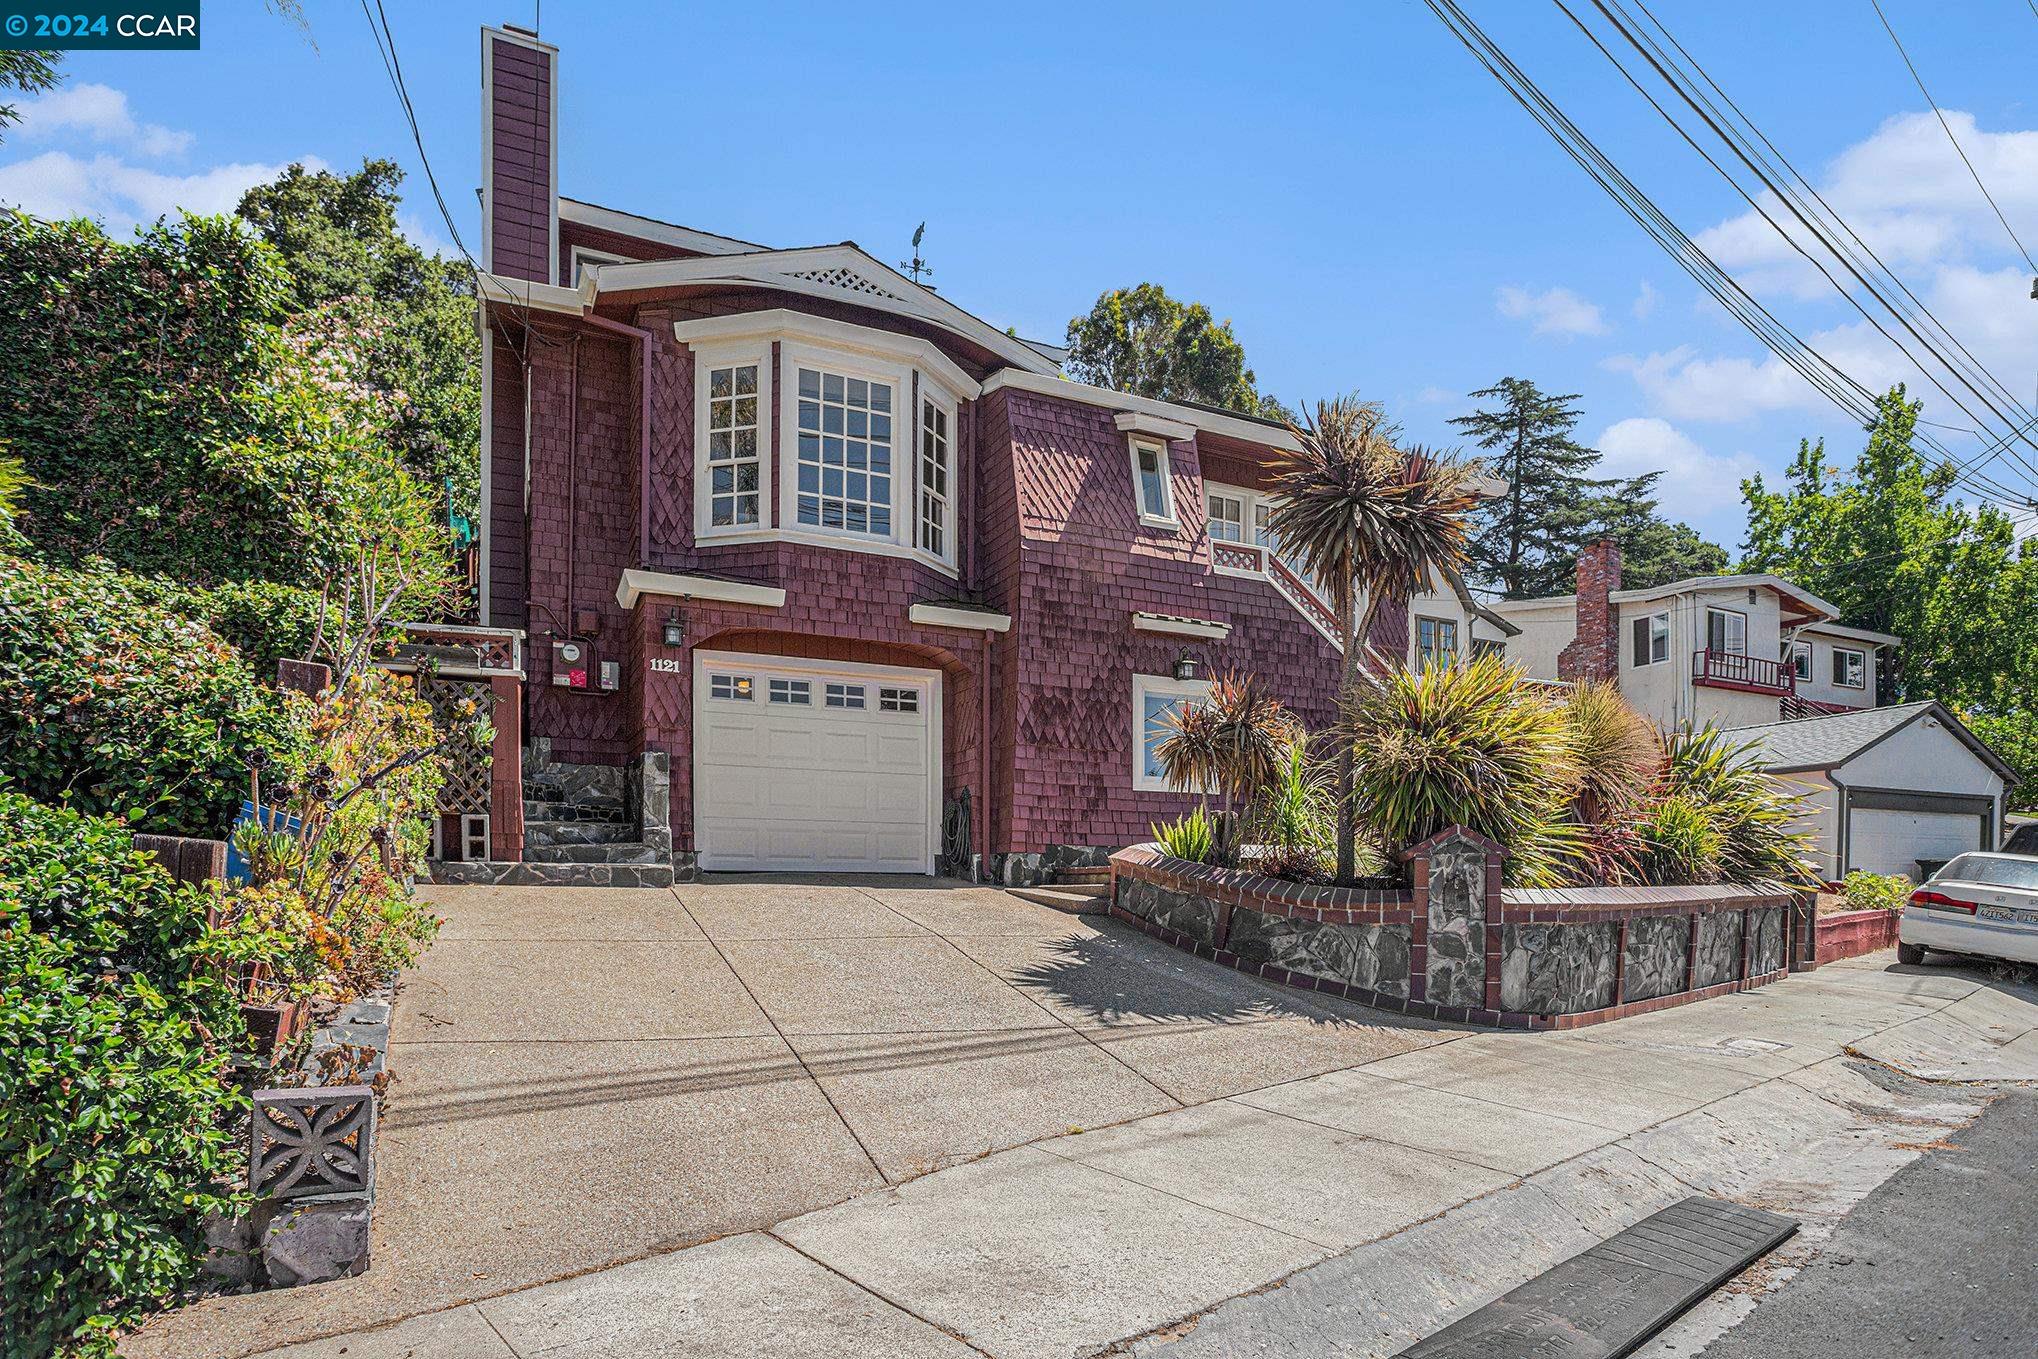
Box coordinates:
[1558,538,1623,684]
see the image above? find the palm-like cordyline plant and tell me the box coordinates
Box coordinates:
[1153,671,1295,865]
[1264,397,1481,880]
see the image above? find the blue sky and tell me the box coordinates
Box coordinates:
[5,1,2036,551]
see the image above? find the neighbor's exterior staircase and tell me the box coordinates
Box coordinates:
[1009,865,1112,915]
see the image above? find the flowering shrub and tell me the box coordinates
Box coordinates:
[0,791,248,1359]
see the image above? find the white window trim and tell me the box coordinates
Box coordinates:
[1206,489,1246,544]
[1129,437,1178,529]
[568,245,635,287]
[692,341,773,544]
[1633,611,1670,667]
[1835,645,1867,689]
[1133,673,1211,792]
[782,340,910,548]
[915,385,958,566]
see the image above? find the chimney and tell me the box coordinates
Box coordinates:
[1557,538,1622,684]
[481,25,559,285]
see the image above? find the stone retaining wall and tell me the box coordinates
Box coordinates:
[1109,826,1797,1030]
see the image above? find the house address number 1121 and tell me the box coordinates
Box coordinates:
[650,657,685,674]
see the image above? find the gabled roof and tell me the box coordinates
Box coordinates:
[558,197,767,256]
[1795,619,1903,648]
[1489,572,1840,628]
[1726,701,2016,782]
[586,244,1064,378]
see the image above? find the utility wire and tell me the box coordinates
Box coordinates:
[1871,0,2038,274]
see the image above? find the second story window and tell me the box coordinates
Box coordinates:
[1788,641,1813,682]
[707,363,763,528]
[796,365,895,537]
[1834,646,1867,689]
[1632,612,1670,666]
[1131,439,1176,526]
[1706,607,1747,656]
[918,397,950,558]
[1416,616,1458,667]
[1207,492,1245,542]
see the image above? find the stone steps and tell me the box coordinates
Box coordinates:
[527,841,668,866]
[1007,886,1111,915]
[525,818,638,848]
[430,859,675,889]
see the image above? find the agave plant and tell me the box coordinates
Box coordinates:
[1263,397,1480,882]
[1152,805,1216,864]
[1654,723,1819,889]
[1561,681,1657,824]
[1342,652,1585,888]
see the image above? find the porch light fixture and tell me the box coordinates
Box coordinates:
[1171,648,1200,682]
[661,611,686,648]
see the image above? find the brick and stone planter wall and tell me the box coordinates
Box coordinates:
[1813,907,1902,965]
[1109,826,1796,1030]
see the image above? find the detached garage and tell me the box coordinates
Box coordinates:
[1728,701,2015,883]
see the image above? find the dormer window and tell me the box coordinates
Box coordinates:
[1131,439,1176,526]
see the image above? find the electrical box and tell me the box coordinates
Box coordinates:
[552,639,590,689]
[599,660,620,692]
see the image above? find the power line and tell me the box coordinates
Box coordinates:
[1869,0,2037,273]
[1419,0,2035,511]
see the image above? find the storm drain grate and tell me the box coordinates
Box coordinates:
[1398,1196,1797,1358]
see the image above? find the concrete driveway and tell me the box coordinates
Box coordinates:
[128,876,1450,1359]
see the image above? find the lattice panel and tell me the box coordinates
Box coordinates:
[427,678,494,814]
[788,266,904,300]
[251,1085,376,1201]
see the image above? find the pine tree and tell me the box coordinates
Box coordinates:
[1580,472,1729,590]
[1449,378,1609,597]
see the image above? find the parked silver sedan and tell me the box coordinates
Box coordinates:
[1898,852,2038,967]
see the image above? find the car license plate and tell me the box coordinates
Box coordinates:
[1977,905,2038,924]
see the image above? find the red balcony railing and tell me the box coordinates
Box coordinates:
[1692,649,1794,696]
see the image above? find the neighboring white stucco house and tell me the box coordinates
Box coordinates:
[1726,702,2015,882]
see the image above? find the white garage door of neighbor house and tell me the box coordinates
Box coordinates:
[693,655,937,874]
[1849,808,1981,878]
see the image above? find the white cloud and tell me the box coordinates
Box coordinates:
[1495,284,1609,337]
[0,149,323,227]
[1413,385,1456,405]
[1632,280,1658,319]
[13,83,192,156]
[1595,417,1760,515]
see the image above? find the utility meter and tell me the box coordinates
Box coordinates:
[551,639,590,689]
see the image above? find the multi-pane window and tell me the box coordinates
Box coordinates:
[706,363,761,527]
[1132,441,1174,522]
[709,673,754,701]
[1706,607,1748,656]
[1834,647,1866,689]
[796,366,893,536]
[1415,616,1458,667]
[825,682,867,709]
[1207,493,1245,543]
[1788,642,1813,682]
[768,678,812,705]
[918,398,950,557]
[1632,612,1670,667]
[878,686,919,713]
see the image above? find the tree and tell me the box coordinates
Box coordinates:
[1585,472,1730,590]
[1449,378,1609,597]
[1265,397,1480,881]
[1065,283,1287,419]
[237,159,480,514]
[1741,386,2038,710]
[0,51,61,141]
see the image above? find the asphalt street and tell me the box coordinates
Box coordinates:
[1697,1089,2038,1359]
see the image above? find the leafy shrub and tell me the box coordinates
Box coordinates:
[1153,805,1217,863]
[1842,870,1912,911]
[132,576,324,680]
[1343,654,1584,887]
[0,558,301,836]
[0,791,247,1359]
[1654,724,1818,889]
[1637,794,1726,886]
[1561,681,1656,822]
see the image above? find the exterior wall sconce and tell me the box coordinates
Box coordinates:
[661,611,686,648]
[1172,648,1200,682]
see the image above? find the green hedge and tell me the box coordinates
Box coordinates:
[0,558,299,837]
[0,791,247,1359]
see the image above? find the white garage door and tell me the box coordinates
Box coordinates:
[694,654,937,874]
[1849,808,1981,877]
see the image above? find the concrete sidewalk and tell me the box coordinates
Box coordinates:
[238,952,2038,1359]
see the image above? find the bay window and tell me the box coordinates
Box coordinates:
[706,361,763,528]
[918,395,951,557]
[796,364,894,537]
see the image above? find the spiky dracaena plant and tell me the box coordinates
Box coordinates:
[1655,723,1820,889]
[1562,681,1658,824]
[1264,398,1480,882]
[1153,671,1295,864]
[1342,653,1585,887]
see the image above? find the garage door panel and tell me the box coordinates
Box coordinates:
[696,659,935,874]
[1849,808,1981,877]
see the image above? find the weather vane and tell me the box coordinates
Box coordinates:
[900,222,933,286]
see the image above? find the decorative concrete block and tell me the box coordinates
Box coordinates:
[261,1197,371,1287]
[251,1085,376,1201]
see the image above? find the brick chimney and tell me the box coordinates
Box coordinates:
[481,25,558,285]
[1557,538,1622,683]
